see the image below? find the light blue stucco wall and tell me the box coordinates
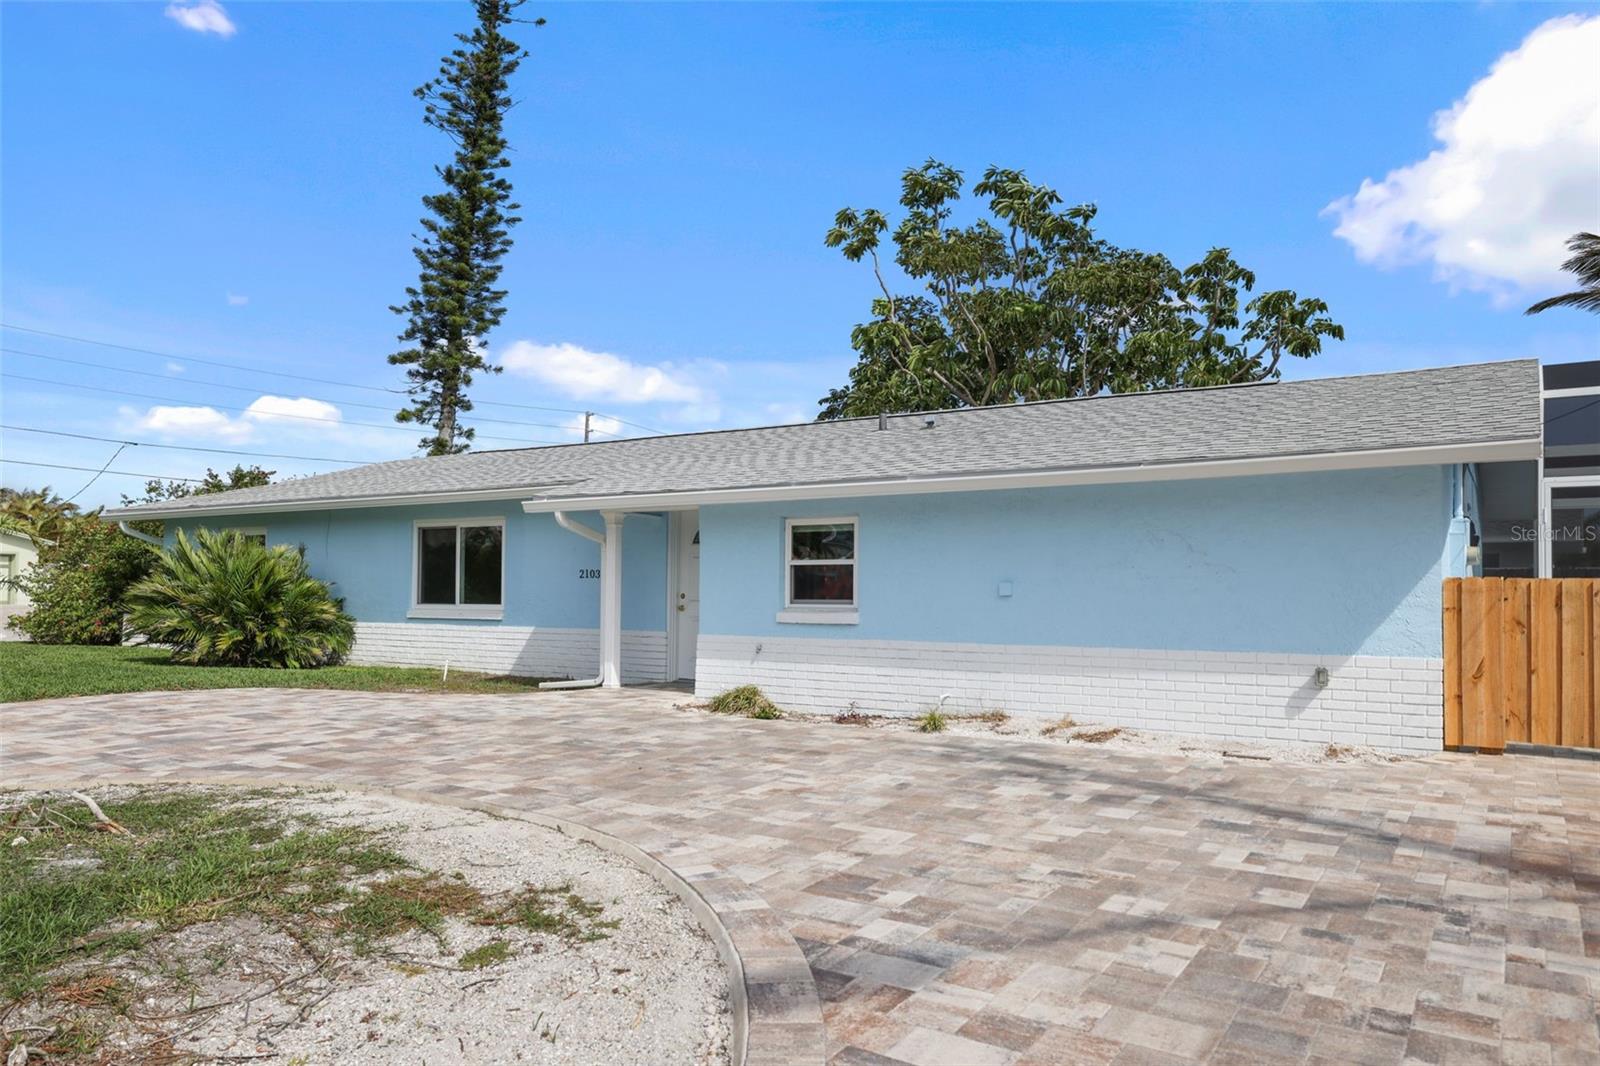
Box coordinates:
[168,501,668,631]
[698,465,1458,659]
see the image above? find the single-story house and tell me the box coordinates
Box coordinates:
[0,527,43,638]
[106,358,1600,753]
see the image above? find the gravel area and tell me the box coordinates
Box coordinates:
[5,786,732,1065]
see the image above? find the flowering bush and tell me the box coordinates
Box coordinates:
[8,517,155,644]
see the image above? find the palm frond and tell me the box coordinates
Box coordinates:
[126,528,355,668]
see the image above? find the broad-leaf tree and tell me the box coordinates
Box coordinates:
[123,464,275,507]
[390,0,541,454]
[1526,232,1600,316]
[820,160,1345,418]
[121,465,275,539]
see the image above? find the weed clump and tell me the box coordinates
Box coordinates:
[915,708,948,733]
[1040,716,1078,737]
[706,685,782,719]
[458,938,513,970]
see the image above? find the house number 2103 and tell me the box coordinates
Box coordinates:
[577,568,600,579]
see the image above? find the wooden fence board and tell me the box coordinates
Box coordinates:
[1566,581,1592,748]
[1444,577,1599,753]
[1443,579,1462,749]
[1500,580,1529,747]
[1531,582,1562,745]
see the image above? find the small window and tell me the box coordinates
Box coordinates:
[786,518,856,607]
[413,519,504,616]
[224,527,267,547]
[0,553,14,606]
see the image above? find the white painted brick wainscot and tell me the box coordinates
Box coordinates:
[694,634,1444,753]
[350,623,668,684]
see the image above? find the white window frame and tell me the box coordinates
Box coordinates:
[409,516,506,620]
[778,516,858,625]
[0,553,14,606]
[1537,380,1600,576]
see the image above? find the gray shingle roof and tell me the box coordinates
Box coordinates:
[104,359,1542,518]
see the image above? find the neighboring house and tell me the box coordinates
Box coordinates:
[0,527,42,638]
[106,359,1600,752]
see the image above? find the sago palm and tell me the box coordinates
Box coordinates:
[1527,232,1600,315]
[127,528,355,668]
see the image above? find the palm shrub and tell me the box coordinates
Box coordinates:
[126,529,355,668]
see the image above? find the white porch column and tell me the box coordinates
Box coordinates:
[600,510,624,687]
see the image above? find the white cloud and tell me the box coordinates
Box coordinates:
[500,340,705,404]
[164,361,185,375]
[123,395,342,444]
[226,292,249,306]
[129,404,254,443]
[164,0,237,37]
[1324,14,1600,299]
[243,395,341,425]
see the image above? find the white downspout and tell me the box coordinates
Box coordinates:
[118,521,164,547]
[539,511,624,690]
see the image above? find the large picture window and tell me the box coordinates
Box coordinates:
[785,518,856,609]
[412,518,504,618]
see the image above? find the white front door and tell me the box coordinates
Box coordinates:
[673,512,701,679]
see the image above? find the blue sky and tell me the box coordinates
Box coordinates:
[3,2,1597,508]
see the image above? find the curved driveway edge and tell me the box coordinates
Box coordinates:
[9,774,827,1066]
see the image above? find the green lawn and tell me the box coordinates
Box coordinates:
[0,643,553,702]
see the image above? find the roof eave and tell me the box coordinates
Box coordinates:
[98,436,1541,522]
[520,437,1543,514]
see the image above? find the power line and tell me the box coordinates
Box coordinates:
[1,323,667,431]
[3,458,208,484]
[63,444,130,503]
[0,424,378,466]
[3,323,411,396]
[1,371,567,447]
[1,348,580,433]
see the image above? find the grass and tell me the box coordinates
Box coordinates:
[2,786,621,1063]
[479,884,621,943]
[0,643,554,702]
[458,938,513,970]
[338,873,484,948]
[0,789,410,1002]
[1040,715,1078,737]
[705,684,782,719]
[915,708,948,733]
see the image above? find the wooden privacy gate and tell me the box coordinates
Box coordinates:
[1443,578,1599,753]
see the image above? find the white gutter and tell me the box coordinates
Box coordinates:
[520,438,1543,514]
[98,481,584,522]
[539,512,623,690]
[117,521,164,546]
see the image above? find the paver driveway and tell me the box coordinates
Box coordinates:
[5,687,1600,1066]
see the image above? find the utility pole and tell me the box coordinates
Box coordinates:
[582,411,593,443]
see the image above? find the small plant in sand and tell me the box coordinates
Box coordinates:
[706,685,782,719]
[458,939,514,970]
[915,708,948,733]
[1040,715,1078,737]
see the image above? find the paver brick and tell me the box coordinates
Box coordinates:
[5,685,1600,1065]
